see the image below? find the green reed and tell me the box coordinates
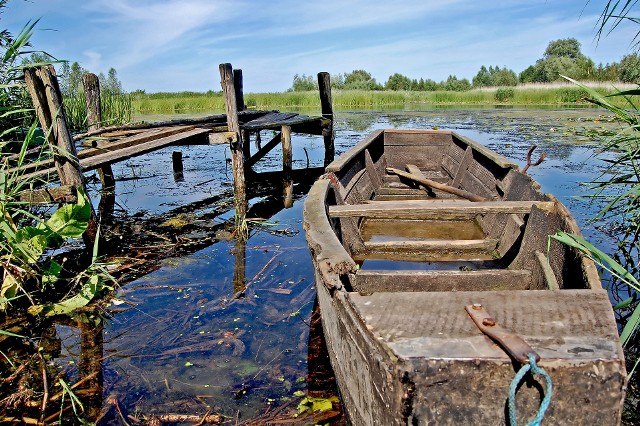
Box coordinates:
[63,91,133,131]
[130,86,627,115]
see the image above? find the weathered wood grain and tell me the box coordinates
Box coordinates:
[328,200,554,219]
[220,63,247,222]
[386,167,487,201]
[353,269,532,292]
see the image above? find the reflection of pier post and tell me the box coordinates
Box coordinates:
[318,72,335,166]
[233,234,247,295]
[307,296,338,398]
[77,316,104,420]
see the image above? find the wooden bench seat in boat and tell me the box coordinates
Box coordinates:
[328,200,555,220]
[352,269,533,292]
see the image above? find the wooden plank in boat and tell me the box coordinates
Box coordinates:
[496,213,525,257]
[363,238,498,254]
[382,129,452,146]
[326,130,384,173]
[353,269,532,292]
[328,200,555,219]
[348,289,621,361]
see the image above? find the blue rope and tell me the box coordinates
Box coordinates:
[508,353,553,426]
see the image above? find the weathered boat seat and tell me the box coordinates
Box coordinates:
[352,269,533,292]
[353,238,499,262]
[328,200,555,220]
[348,289,621,361]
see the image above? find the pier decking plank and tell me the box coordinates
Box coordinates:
[242,111,327,130]
[21,128,211,180]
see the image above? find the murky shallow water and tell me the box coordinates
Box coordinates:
[55,107,621,423]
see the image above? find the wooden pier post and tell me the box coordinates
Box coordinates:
[24,65,98,247]
[318,72,333,119]
[234,69,252,161]
[219,63,247,224]
[281,125,292,173]
[83,73,116,207]
[281,125,293,208]
[318,72,335,166]
[233,69,245,112]
[172,151,184,182]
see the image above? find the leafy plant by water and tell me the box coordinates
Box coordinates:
[550,2,640,421]
[0,11,115,423]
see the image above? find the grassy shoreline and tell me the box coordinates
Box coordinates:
[132,84,635,114]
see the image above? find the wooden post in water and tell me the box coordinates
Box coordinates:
[318,72,335,166]
[234,69,252,161]
[219,63,247,224]
[83,73,116,215]
[83,73,101,131]
[24,65,98,247]
[172,151,184,182]
[233,69,245,112]
[281,125,293,208]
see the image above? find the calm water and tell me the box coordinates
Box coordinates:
[55,108,619,423]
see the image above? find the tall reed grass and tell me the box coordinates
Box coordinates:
[131,86,630,115]
[64,91,133,131]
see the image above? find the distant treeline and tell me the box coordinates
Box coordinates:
[289,38,640,92]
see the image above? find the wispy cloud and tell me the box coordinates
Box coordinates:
[7,0,635,92]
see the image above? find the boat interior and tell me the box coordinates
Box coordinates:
[321,129,599,293]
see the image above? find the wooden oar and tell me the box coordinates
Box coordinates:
[386,167,487,202]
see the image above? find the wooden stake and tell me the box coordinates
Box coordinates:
[219,63,247,223]
[172,151,184,182]
[282,125,292,173]
[24,66,98,247]
[318,72,334,165]
[83,73,116,196]
[318,72,333,119]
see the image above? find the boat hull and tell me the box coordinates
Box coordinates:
[304,129,627,425]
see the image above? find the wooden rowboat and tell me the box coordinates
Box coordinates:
[303,129,627,425]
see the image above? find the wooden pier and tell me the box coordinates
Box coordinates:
[14,63,334,242]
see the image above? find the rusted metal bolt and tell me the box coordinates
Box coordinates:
[482,318,497,327]
[472,303,482,310]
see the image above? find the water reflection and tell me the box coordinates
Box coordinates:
[4,108,618,424]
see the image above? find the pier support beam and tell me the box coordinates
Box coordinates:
[220,63,248,224]
[318,72,335,166]
[24,65,98,248]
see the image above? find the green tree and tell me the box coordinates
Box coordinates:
[101,67,123,94]
[472,66,492,87]
[520,38,595,82]
[384,73,412,90]
[544,38,582,59]
[61,61,86,96]
[443,75,471,91]
[289,73,317,91]
[423,78,439,91]
[619,53,640,83]
[492,67,518,86]
[343,69,382,90]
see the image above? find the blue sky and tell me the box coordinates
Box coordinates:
[4,0,638,93]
